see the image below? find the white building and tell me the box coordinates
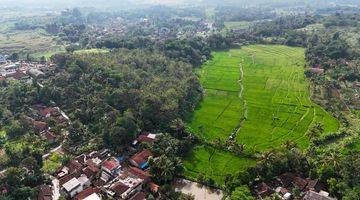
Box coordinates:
[62,178,83,198]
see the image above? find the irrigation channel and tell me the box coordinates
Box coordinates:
[228,58,249,141]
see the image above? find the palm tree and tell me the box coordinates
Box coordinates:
[324,150,340,169]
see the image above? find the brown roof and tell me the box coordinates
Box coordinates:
[40,107,60,117]
[59,171,81,186]
[111,182,130,196]
[10,70,28,79]
[130,150,152,166]
[93,179,106,187]
[33,121,48,132]
[129,167,151,181]
[37,185,52,200]
[83,164,99,179]
[68,160,83,173]
[293,177,307,191]
[306,179,322,191]
[280,173,296,187]
[137,134,155,143]
[253,182,273,197]
[129,192,147,200]
[43,131,56,141]
[75,187,100,200]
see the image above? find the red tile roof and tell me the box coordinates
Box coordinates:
[137,134,155,143]
[75,187,100,200]
[102,159,119,171]
[128,167,151,182]
[111,182,130,196]
[40,107,60,117]
[149,182,159,193]
[130,150,152,166]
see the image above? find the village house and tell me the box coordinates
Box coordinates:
[33,121,49,133]
[133,133,157,145]
[27,68,45,79]
[75,187,102,200]
[42,130,57,144]
[253,173,336,199]
[107,168,144,199]
[52,148,158,199]
[101,157,120,175]
[130,150,152,170]
[61,177,83,198]
[253,182,274,198]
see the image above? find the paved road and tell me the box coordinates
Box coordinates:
[42,143,63,159]
[51,176,60,200]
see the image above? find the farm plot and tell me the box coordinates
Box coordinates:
[234,45,339,151]
[183,145,256,185]
[184,45,339,185]
[189,51,243,141]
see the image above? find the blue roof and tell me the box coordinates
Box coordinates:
[0,55,5,62]
[117,156,125,162]
[140,162,149,169]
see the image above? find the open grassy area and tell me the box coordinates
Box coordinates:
[184,45,339,186]
[225,21,251,29]
[0,28,61,56]
[183,145,256,185]
[74,48,110,55]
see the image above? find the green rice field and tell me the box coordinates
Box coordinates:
[184,45,339,185]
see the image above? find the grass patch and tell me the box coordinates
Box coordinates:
[225,21,251,29]
[42,152,64,174]
[183,145,256,185]
[74,48,110,55]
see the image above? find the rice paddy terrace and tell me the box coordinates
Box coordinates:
[184,45,339,185]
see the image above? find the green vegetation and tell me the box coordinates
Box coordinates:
[184,145,255,185]
[225,21,251,29]
[185,45,339,186]
[42,153,65,174]
[74,48,110,55]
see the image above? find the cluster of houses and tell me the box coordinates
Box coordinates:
[253,173,336,200]
[38,133,159,200]
[30,104,70,145]
[0,58,55,83]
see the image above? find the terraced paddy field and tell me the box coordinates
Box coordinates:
[184,45,339,185]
